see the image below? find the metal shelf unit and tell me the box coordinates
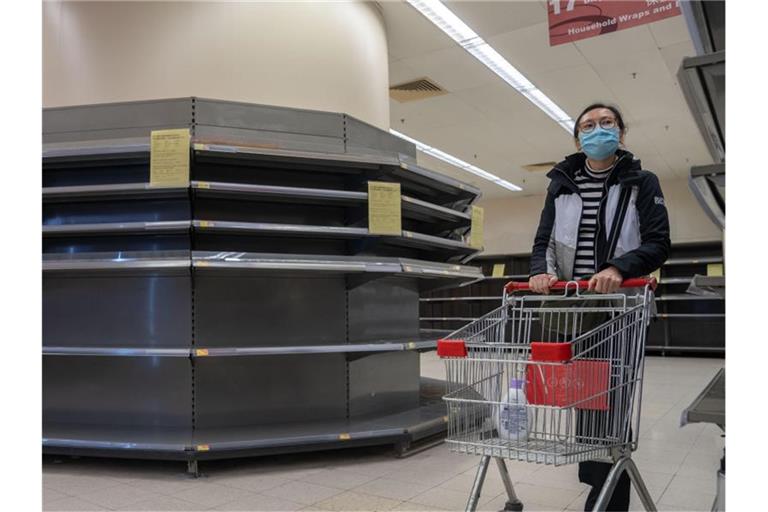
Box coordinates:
[42,98,482,468]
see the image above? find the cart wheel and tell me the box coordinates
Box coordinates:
[502,499,523,512]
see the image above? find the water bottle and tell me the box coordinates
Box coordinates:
[499,378,528,441]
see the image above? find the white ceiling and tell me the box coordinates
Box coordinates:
[380,0,714,199]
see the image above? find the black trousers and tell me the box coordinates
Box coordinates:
[578,459,630,511]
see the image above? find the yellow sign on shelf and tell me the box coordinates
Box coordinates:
[150,128,191,187]
[368,181,402,235]
[650,268,661,282]
[469,205,484,249]
[338,433,351,441]
[707,263,724,277]
[492,263,506,277]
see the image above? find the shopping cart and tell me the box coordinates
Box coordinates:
[437,278,658,512]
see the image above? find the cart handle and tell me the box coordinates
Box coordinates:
[504,277,657,293]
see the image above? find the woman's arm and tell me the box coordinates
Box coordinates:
[600,173,671,278]
[530,190,556,277]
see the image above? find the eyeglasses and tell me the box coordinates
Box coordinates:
[578,117,618,134]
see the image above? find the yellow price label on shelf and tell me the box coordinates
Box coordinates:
[407,342,416,350]
[196,444,210,451]
[650,269,661,281]
[198,220,213,228]
[469,205,484,249]
[492,263,506,277]
[196,261,210,267]
[707,263,724,277]
[150,128,190,187]
[193,143,207,151]
[368,182,402,235]
[443,415,449,423]
[196,182,211,189]
[338,433,351,441]
[195,349,209,357]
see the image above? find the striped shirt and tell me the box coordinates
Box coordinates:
[572,163,613,279]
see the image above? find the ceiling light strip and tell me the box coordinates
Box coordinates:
[407,0,575,133]
[390,129,522,192]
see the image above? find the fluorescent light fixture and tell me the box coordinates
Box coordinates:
[406,0,575,133]
[390,129,523,192]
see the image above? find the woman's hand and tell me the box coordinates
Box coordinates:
[529,273,558,294]
[588,266,623,293]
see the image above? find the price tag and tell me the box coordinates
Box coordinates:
[196,182,211,189]
[650,268,661,281]
[150,129,190,187]
[368,182,402,235]
[195,349,209,357]
[338,433,351,441]
[198,220,213,228]
[196,444,210,451]
[469,206,484,249]
[407,342,416,350]
[492,263,506,277]
[707,263,724,277]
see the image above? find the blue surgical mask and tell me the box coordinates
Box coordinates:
[578,127,620,160]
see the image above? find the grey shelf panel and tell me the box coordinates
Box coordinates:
[193,180,470,222]
[682,368,725,428]
[420,296,501,302]
[43,142,151,160]
[193,339,437,357]
[193,220,477,254]
[43,250,190,272]
[657,294,724,301]
[43,220,191,236]
[43,183,187,201]
[660,277,694,284]
[43,347,191,357]
[193,252,483,281]
[664,256,723,266]
[193,142,480,202]
[43,423,191,454]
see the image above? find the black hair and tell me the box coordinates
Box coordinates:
[573,103,626,139]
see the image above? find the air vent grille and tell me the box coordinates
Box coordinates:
[389,78,447,102]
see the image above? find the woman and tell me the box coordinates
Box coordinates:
[528,103,671,511]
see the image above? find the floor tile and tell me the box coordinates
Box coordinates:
[215,472,293,494]
[504,482,583,509]
[314,490,403,511]
[352,477,432,501]
[262,480,344,506]
[409,487,473,510]
[43,487,69,504]
[126,495,210,511]
[43,473,124,496]
[215,493,305,511]
[122,474,202,496]
[76,483,162,509]
[43,496,109,511]
[169,482,259,509]
[300,468,378,490]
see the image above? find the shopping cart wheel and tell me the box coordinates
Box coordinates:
[502,499,524,512]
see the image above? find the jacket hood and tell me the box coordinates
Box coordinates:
[547,149,645,192]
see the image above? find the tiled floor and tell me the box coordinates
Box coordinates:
[43,354,724,512]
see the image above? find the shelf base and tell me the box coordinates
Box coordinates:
[42,378,448,462]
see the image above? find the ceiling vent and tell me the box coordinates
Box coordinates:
[522,162,557,173]
[389,78,447,103]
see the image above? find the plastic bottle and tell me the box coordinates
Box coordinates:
[498,378,528,442]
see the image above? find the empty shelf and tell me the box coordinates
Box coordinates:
[43,347,190,357]
[43,250,190,271]
[43,220,191,236]
[43,183,187,201]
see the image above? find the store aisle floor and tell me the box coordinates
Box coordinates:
[43,354,724,512]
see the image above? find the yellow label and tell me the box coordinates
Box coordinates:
[492,263,506,277]
[195,349,209,357]
[443,415,448,422]
[150,129,191,187]
[368,181,402,235]
[193,143,207,151]
[196,444,210,451]
[707,263,724,277]
[198,220,213,228]
[469,206,484,249]
[338,433,351,441]
[197,182,211,189]
[196,261,210,267]
[650,268,661,281]
[407,342,416,350]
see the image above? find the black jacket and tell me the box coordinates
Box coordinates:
[530,150,671,280]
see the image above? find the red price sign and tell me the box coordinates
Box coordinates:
[547,0,682,46]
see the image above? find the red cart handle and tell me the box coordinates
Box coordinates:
[504,277,657,293]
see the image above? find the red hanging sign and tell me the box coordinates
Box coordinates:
[548,0,682,47]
